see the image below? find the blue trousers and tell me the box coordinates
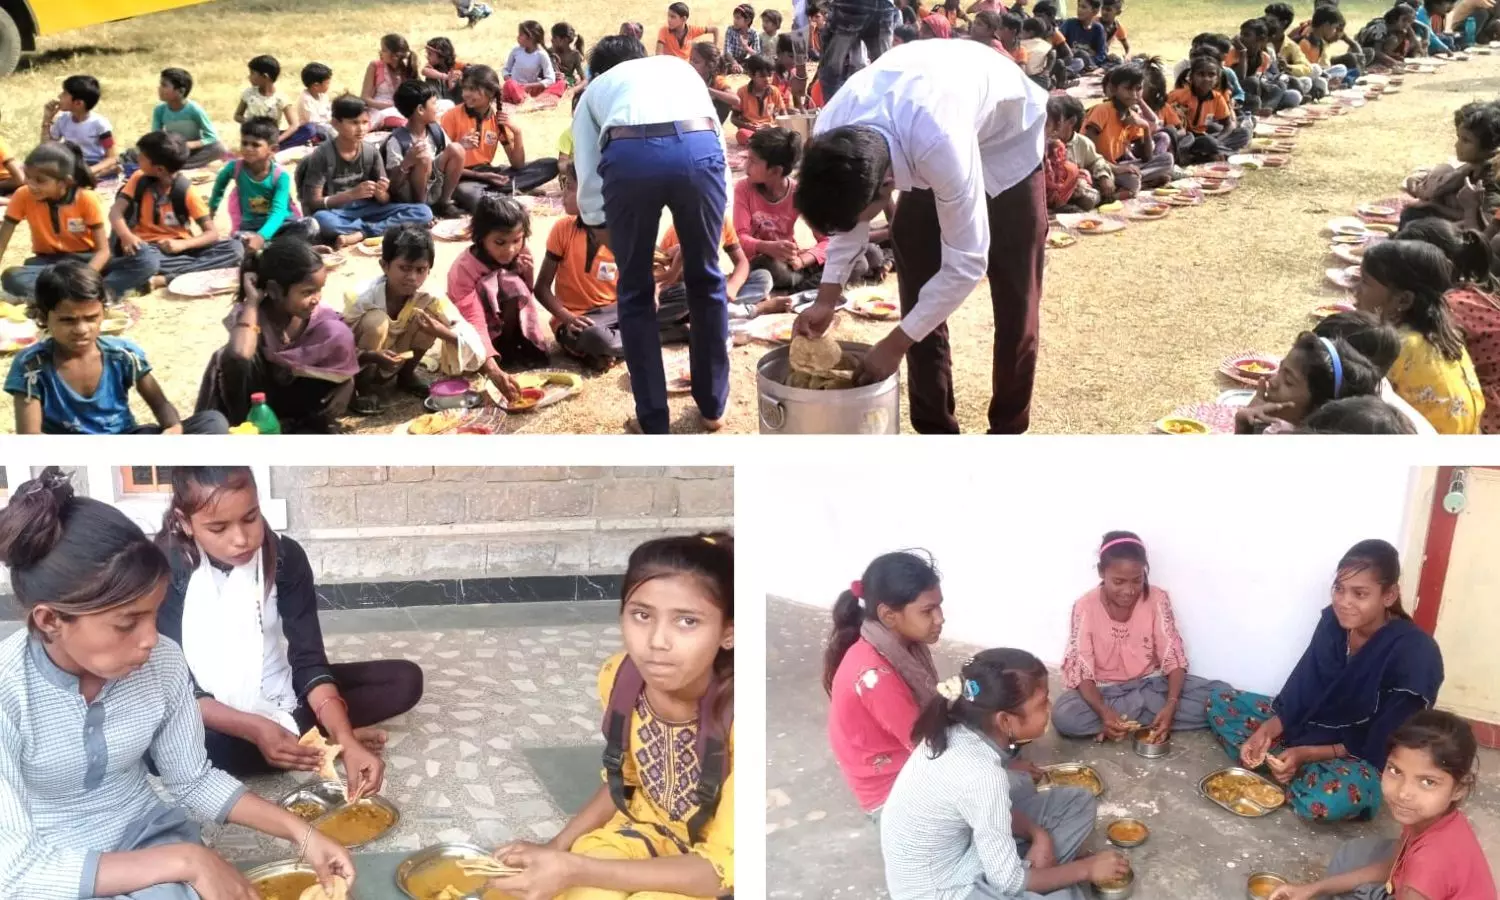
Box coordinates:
[312,199,432,239]
[600,128,729,433]
[1,251,158,300]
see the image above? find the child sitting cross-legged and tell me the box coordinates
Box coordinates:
[280,62,337,150]
[1020,16,1058,84]
[534,161,626,370]
[1100,0,1129,61]
[234,55,301,148]
[1045,96,1107,211]
[1162,53,1249,164]
[1230,17,1301,113]
[422,38,467,110]
[383,80,467,219]
[551,23,588,88]
[5,261,230,434]
[149,67,227,170]
[363,35,421,130]
[111,131,246,286]
[344,223,488,413]
[726,4,764,72]
[503,21,565,104]
[1298,5,1361,87]
[731,55,789,145]
[298,94,433,247]
[41,74,119,181]
[0,142,156,301]
[210,118,306,253]
[440,65,560,212]
[1403,100,1500,229]
[656,212,774,328]
[1083,63,1172,197]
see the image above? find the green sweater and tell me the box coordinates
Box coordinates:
[150,101,219,146]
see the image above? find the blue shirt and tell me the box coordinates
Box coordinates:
[1413,9,1453,53]
[1061,18,1109,64]
[3,335,150,434]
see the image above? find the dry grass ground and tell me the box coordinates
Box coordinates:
[0,0,1491,433]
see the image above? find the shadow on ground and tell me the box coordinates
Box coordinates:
[767,597,1500,900]
[16,46,149,72]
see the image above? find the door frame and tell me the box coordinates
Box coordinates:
[1413,465,1500,749]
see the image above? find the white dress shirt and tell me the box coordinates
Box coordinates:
[814,40,1048,343]
[572,55,725,227]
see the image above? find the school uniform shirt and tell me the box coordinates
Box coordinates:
[1390,330,1486,434]
[813,39,1047,342]
[1224,47,1272,77]
[656,218,740,285]
[1103,18,1127,51]
[49,111,113,165]
[3,185,107,255]
[572,55,723,227]
[3,336,150,434]
[1389,809,1498,900]
[1300,36,1329,65]
[737,84,788,127]
[658,24,710,59]
[208,161,295,239]
[504,46,557,85]
[0,631,246,900]
[1161,87,1231,135]
[441,105,513,169]
[1083,101,1145,164]
[150,101,219,146]
[121,172,210,242]
[301,140,386,204]
[241,87,289,123]
[881,725,1029,900]
[544,215,618,315]
[732,177,829,262]
[299,90,332,127]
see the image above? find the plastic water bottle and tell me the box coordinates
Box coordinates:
[246,392,282,435]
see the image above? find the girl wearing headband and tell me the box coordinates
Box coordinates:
[1207,539,1444,822]
[1055,531,1231,744]
[0,468,355,900]
[1234,332,1384,434]
[824,551,948,816]
[881,648,1128,900]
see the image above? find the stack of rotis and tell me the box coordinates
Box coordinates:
[786,334,856,390]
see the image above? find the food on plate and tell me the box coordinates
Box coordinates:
[297,876,350,900]
[405,856,508,900]
[1231,798,1263,816]
[1046,231,1077,248]
[314,800,396,846]
[1157,416,1210,435]
[508,387,547,410]
[1107,820,1148,843]
[1234,359,1276,375]
[1139,204,1167,216]
[362,236,383,248]
[1044,766,1102,793]
[288,800,326,821]
[1077,219,1103,232]
[457,857,524,877]
[1205,771,1282,814]
[1360,204,1396,216]
[1243,782,1286,808]
[1153,187,1180,196]
[408,410,462,435]
[1095,868,1133,891]
[254,872,319,900]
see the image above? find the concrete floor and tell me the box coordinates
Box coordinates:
[767,597,1500,900]
[199,601,621,863]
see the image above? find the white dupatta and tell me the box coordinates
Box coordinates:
[180,546,298,733]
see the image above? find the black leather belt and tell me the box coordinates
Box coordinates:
[603,117,719,148]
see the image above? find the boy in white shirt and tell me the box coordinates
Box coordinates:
[41,74,119,180]
[282,62,337,148]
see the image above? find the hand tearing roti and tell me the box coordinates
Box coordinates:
[298,727,345,791]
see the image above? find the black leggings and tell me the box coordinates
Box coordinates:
[205,659,425,777]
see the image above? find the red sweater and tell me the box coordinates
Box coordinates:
[732,177,829,265]
[826,638,921,812]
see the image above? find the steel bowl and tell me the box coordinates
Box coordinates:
[1092,865,1136,900]
[1106,817,1149,849]
[1133,727,1170,759]
[1246,872,1288,900]
[395,842,503,900]
[309,794,402,849]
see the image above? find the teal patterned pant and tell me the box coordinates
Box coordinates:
[1206,689,1383,822]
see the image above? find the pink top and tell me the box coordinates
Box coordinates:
[1061,585,1189,690]
[732,178,829,265]
[827,638,922,812]
[1392,809,1498,900]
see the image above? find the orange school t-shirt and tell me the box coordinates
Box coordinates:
[738,84,787,126]
[1083,102,1145,164]
[1162,88,1231,135]
[1299,37,1325,64]
[657,217,739,284]
[545,216,618,316]
[4,185,107,255]
[658,24,709,59]
[440,105,512,168]
[1224,47,1271,76]
[119,172,211,242]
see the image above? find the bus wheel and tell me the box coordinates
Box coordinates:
[0,9,21,77]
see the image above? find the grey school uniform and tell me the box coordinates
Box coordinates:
[1052,673,1232,739]
[881,725,1097,900]
[0,630,247,899]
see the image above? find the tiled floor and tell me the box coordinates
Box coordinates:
[203,601,620,862]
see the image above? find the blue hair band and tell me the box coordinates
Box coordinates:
[964,679,981,702]
[1318,337,1343,399]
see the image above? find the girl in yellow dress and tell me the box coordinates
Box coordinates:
[488,533,734,900]
[1356,239,1486,434]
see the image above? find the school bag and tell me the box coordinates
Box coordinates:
[600,655,731,897]
[381,123,449,161]
[225,160,302,233]
[1355,17,1388,49]
[119,173,193,232]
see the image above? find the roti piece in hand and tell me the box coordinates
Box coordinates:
[298,727,344,786]
[789,333,843,375]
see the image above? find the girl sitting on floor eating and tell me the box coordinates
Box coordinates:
[881,649,1129,900]
[1268,709,1497,900]
[0,468,356,900]
[1355,239,1486,434]
[487,533,734,900]
[1084,63,1172,196]
[1232,331,1384,434]
[1393,217,1500,433]
[1207,539,1444,822]
[825,551,951,817]
[1055,532,1231,743]
[1164,54,1249,162]
[155,466,424,790]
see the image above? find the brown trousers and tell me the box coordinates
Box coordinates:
[891,167,1045,434]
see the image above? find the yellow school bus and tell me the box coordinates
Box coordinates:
[1,0,215,75]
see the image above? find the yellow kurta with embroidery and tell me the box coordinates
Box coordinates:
[564,653,733,900]
[1390,330,1485,434]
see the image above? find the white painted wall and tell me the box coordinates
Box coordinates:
[763,463,1420,696]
